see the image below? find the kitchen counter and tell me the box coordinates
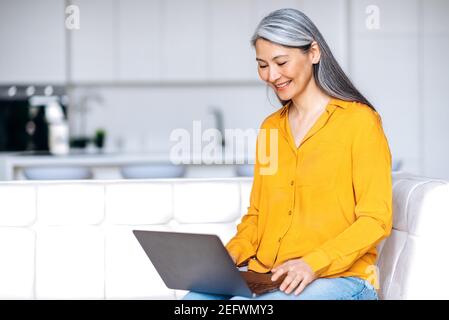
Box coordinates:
[0,150,255,180]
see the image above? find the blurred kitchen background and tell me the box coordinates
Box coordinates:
[0,0,448,180]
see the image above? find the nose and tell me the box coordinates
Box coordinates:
[268,66,281,83]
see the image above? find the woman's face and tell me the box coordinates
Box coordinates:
[255,38,320,101]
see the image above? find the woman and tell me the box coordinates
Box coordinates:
[184,8,392,300]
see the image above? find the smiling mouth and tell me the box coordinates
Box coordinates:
[274,80,291,89]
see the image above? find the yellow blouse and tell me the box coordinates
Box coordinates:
[225,98,393,284]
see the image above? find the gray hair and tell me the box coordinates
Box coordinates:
[252,8,375,111]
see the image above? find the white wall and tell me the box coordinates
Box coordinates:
[0,0,66,83]
[350,0,422,174]
[347,0,449,179]
[69,85,276,153]
[421,0,449,179]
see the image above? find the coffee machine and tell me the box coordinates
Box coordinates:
[0,85,69,154]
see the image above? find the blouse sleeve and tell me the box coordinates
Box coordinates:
[302,110,393,277]
[225,131,264,266]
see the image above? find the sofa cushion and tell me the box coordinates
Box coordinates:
[105,182,173,225]
[0,185,36,227]
[377,230,408,299]
[35,226,104,299]
[379,173,449,300]
[104,225,175,299]
[173,181,241,223]
[0,228,35,299]
[37,184,104,225]
[406,182,449,236]
[389,236,449,300]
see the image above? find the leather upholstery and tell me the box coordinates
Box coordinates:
[0,172,447,299]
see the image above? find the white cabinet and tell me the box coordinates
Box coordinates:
[0,0,66,83]
[70,0,116,82]
[70,0,210,82]
[71,0,163,82]
[208,0,256,81]
[159,0,208,81]
[117,0,162,81]
[67,0,349,83]
[69,0,268,83]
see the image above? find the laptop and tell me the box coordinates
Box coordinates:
[133,230,286,298]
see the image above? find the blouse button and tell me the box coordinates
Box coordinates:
[290,180,294,186]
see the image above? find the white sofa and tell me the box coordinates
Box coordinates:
[0,172,448,300]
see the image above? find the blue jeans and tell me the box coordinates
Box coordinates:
[182,276,378,300]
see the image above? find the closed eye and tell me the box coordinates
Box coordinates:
[258,61,287,68]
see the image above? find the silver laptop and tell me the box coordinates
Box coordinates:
[133,230,285,298]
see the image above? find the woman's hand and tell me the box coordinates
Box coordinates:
[271,259,317,295]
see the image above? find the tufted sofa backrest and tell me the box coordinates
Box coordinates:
[0,178,251,299]
[0,172,448,299]
[377,172,449,299]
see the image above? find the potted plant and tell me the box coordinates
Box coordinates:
[94,128,106,150]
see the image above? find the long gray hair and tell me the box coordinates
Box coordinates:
[252,8,375,111]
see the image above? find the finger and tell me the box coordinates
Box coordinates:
[294,277,310,296]
[285,275,303,294]
[271,267,285,281]
[279,273,296,292]
[271,268,286,281]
